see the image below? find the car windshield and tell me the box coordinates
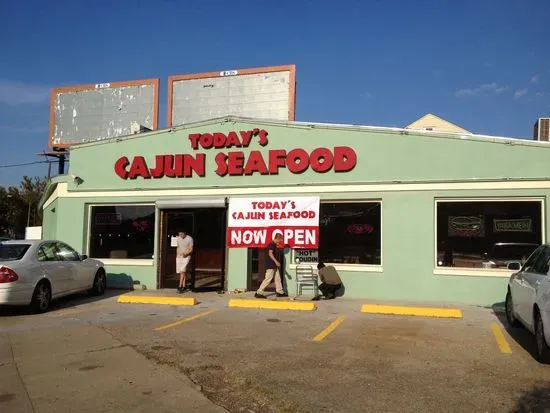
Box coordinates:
[0,243,31,261]
[491,244,538,261]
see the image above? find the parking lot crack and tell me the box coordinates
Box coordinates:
[79,344,128,355]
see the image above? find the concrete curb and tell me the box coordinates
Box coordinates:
[228,298,316,311]
[361,304,463,318]
[117,295,197,306]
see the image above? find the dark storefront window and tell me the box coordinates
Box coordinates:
[436,200,542,269]
[319,202,381,265]
[89,205,155,259]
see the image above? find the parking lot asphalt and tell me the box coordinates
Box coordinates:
[1,290,550,413]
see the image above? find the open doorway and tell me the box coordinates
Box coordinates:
[159,208,226,291]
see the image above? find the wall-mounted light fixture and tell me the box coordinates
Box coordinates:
[70,174,84,185]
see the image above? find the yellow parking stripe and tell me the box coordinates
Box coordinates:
[313,316,346,342]
[361,304,462,318]
[491,323,512,354]
[228,298,316,311]
[154,309,218,331]
[118,295,196,306]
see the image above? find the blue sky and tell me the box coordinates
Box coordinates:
[0,0,549,186]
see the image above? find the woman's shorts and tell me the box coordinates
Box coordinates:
[176,256,190,273]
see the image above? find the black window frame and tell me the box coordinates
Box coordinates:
[293,200,382,267]
[435,198,544,270]
[87,204,156,260]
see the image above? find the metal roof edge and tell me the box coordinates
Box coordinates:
[67,115,545,150]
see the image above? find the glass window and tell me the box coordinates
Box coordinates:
[436,200,542,269]
[89,205,155,259]
[56,242,80,262]
[319,202,381,265]
[0,243,31,261]
[532,246,550,275]
[38,243,59,262]
[522,246,543,272]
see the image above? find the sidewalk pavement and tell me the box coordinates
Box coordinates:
[0,326,229,413]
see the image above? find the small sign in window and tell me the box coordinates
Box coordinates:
[295,249,319,263]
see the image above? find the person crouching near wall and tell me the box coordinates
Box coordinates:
[312,262,342,301]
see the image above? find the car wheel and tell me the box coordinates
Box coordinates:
[535,310,550,364]
[505,290,521,328]
[31,281,51,314]
[88,269,107,296]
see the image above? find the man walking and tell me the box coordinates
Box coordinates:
[255,233,287,298]
[312,262,342,300]
[176,230,193,293]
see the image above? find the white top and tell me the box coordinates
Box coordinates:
[176,235,193,257]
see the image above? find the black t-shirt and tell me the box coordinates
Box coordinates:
[265,241,279,269]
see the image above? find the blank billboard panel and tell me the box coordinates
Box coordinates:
[168,65,295,127]
[49,79,159,149]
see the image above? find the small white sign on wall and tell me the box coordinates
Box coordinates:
[25,226,42,240]
[295,249,319,264]
[170,236,178,247]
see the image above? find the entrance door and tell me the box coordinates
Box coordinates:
[159,208,226,291]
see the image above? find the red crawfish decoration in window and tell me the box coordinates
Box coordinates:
[347,224,374,234]
[132,220,150,232]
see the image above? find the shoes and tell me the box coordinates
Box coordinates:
[311,295,321,301]
[254,293,266,299]
[276,292,288,297]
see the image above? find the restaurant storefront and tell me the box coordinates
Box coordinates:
[39,116,550,306]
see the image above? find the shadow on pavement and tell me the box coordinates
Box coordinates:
[491,302,540,363]
[0,289,128,317]
[107,272,137,289]
[510,385,550,413]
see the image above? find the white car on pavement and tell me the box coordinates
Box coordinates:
[0,239,106,313]
[505,243,550,364]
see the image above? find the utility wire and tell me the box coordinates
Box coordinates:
[0,161,53,169]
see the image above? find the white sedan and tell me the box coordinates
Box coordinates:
[0,239,106,313]
[505,244,550,364]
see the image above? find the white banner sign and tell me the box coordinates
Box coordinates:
[227,197,320,248]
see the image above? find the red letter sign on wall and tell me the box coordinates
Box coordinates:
[227,197,320,248]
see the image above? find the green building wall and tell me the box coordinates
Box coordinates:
[39,117,550,306]
[45,187,548,306]
[41,199,58,240]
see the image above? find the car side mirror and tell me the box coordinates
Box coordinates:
[507,262,521,271]
[81,254,88,261]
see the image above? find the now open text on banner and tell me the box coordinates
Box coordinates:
[227,197,320,248]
